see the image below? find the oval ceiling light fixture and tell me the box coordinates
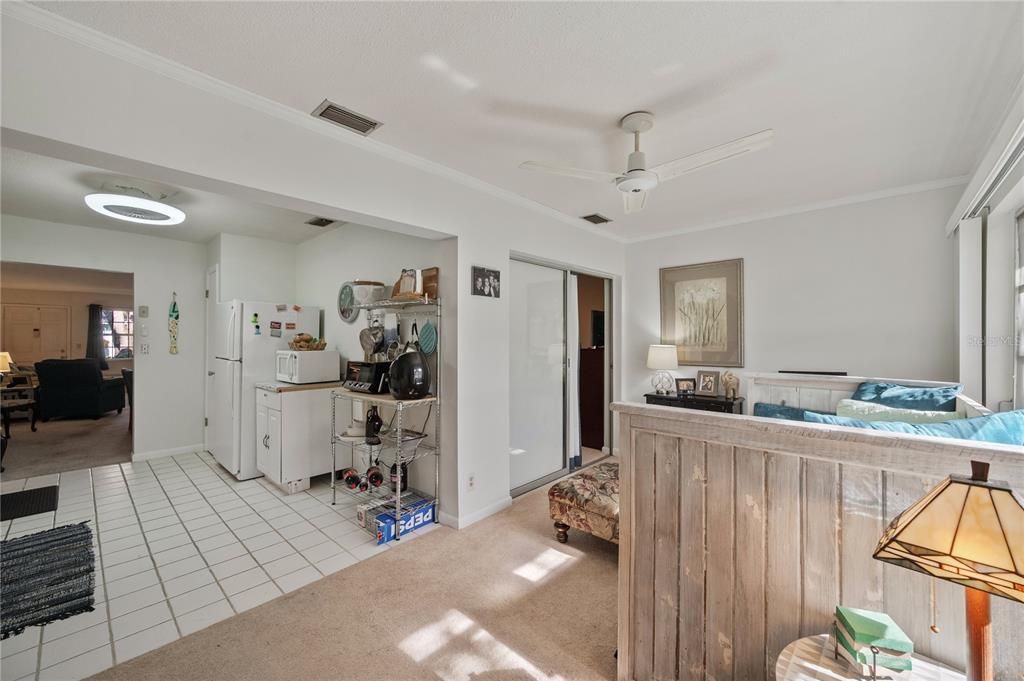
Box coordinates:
[84,193,186,226]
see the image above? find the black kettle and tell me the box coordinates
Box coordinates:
[388,345,431,400]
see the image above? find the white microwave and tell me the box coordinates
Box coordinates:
[275,350,341,384]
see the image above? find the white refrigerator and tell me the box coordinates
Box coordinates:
[207,300,321,480]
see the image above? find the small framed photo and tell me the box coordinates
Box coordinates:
[471,266,501,298]
[696,370,721,396]
[675,378,696,395]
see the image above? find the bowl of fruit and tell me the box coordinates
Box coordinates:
[288,333,327,351]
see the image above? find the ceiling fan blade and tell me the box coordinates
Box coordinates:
[519,161,620,184]
[651,129,774,182]
[623,190,648,214]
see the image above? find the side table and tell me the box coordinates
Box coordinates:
[1,398,38,438]
[776,635,964,681]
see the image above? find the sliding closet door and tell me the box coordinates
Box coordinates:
[509,259,567,494]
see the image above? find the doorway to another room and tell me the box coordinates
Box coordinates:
[0,262,134,478]
[575,272,611,468]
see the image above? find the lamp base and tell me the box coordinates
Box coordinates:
[965,587,992,681]
[650,370,674,395]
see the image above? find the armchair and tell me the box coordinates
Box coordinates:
[35,359,125,421]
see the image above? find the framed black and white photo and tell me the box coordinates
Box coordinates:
[696,370,721,396]
[660,258,744,367]
[471,266,501,298]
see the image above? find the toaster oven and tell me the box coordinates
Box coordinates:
[342,361,391,394]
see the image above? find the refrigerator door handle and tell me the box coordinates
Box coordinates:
[227,305,238,359]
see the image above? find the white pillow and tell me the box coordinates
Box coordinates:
[836,399,963,424]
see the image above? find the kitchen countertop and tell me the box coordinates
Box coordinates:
[255,381,343,393]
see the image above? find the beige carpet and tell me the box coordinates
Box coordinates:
[89,483,618,681]
[581,447,606,467]
[2,410,131,479]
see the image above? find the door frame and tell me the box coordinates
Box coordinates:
[204,265,219,450]
[508,254,616,495]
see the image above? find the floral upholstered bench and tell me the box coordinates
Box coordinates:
[548,461,620,544]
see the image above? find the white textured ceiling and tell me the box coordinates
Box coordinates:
[32,1,1024,239]
[0,147,337,243]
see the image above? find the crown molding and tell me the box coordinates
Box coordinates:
[624,175,970,244]
[1,2,629,244]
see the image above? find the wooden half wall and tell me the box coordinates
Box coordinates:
[612,402,1024,681]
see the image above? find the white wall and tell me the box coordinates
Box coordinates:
[0,214,207,457]
[0,12,625,527]
[211,233,296,303]
[623,186,964,403]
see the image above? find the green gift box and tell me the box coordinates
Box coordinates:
[833,606,913,674]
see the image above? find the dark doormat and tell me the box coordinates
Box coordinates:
[1,485,59,521]
[1,522,95,639]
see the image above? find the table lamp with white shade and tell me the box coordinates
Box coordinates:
[873,461,1023,681]
[646,344,677,394]
[0,352,12,379]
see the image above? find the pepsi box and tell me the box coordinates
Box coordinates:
[374,497,435,544]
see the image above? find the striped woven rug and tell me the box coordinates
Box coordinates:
[1,522,96,639]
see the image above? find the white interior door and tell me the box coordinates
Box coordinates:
[38,307,69,360]
[509,259,566,493]
[2,304,69,364]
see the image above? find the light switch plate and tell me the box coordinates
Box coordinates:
[138,305,149,318]
[140,343,150,355]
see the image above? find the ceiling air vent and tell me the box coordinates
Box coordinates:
[581,213,612,225]
[305,217,335,228]
[311,100,381,136]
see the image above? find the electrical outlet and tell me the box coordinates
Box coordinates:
[140,343,150,355]
[467,475,475,489]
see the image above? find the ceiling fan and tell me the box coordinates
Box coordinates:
[520,112,774,214]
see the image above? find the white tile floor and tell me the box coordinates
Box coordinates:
[0,451,439,681]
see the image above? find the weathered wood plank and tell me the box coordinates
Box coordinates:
[706,443,735,681]
[992,598,1024,680]
[633,430,657,681]
[653,435,681,681]
[734,447,767,681]
[840,466,883,611]
[801,460,839,637]
[678,438,706,681]
[621,410,1024,487]
[765,453,801,681]
[883,472,965,670]
[616,414,634,681]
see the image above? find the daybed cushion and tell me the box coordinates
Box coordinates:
[851,381,961,412]
[548,461,619,543]
[753,402,833,421]
[836,399,963,424]
[804,410,1024,446]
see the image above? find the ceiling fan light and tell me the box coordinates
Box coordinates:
[84,193,186,226]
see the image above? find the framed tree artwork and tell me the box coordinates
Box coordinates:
[659,258,744,367]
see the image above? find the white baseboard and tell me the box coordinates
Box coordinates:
[132,444,205,462]
[447,495,513,529]
[602,446,611,454]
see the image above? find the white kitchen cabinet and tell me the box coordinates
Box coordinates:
[255,383,337,494]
